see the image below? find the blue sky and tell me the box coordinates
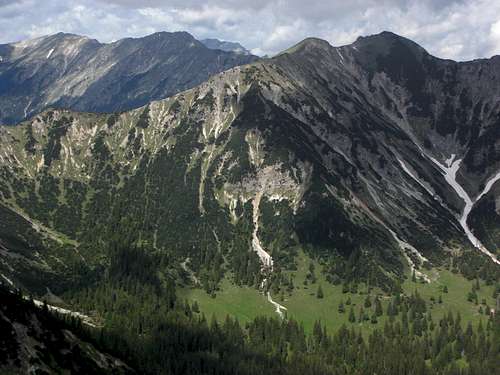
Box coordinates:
[1,0,499,60]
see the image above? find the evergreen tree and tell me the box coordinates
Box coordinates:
[348,307,356,323]
[342,283,349,294]
[316,285,324,299]
[364,295,372,308]
[375,297,383,317]
[358,307,365,323]
[338,301,345,314]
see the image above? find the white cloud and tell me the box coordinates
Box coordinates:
[490,20,500,56]
[0,0,499,60]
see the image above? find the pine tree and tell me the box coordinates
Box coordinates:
[358,307,365,323]
[286,275,294,294]
[350,283,358,294]
[338,301,345,314]
[375,297,383,317]
[364,295,372,308]
[316,285,324,299]
[342,283,349,294]
[349,307,356,323]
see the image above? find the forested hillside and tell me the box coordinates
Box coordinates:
[0,31,499,375]
[3,268,499,375]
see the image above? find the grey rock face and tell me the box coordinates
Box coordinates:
[270,31,500,262]
[0,31,258,124]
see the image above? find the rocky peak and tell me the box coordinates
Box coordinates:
[0,31,258,124]
[280,37,334,58]
[128,30,201,48]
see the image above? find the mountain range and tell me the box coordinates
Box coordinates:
[0,31,257,125]
[0,30,498,296]
[0,29,499,375]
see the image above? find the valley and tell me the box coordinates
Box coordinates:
[180,250,497,333]
[0,29,499,375]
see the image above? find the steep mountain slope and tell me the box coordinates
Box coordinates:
[0,284,134,374]
[0,31,258,125]
[0,32,498,301]
[268,33,500,265]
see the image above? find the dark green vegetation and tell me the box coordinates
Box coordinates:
[181,251,499,334]
[4,257,500,375]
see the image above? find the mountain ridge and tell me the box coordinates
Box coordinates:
[0,29,498,300]
[0,31,258,125]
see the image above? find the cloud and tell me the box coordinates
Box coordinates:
[0,0,498,60]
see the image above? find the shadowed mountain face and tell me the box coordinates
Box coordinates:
[0,284,134,374]
[0,31,258,125]
[0,31,499,297]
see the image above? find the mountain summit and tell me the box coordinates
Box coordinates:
[0,31,258,125]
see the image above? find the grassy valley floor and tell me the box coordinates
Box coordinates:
[179,251,497,334]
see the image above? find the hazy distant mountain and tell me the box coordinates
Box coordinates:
[1,31,499,298]
[0,31,258,125]
[201,38,252,55]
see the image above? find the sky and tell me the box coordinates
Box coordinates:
[1,0,499,60]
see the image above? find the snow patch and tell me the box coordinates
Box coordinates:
[428,154,500,265]
[397,158,435,198]
[267,292,287,318]
[32,299,96,327]
[444,154,456,168]
[252,191,273,268]
[386,229,430,282]
[1,273,14,286]
[46,48,54,59]
[251,187,288,318]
